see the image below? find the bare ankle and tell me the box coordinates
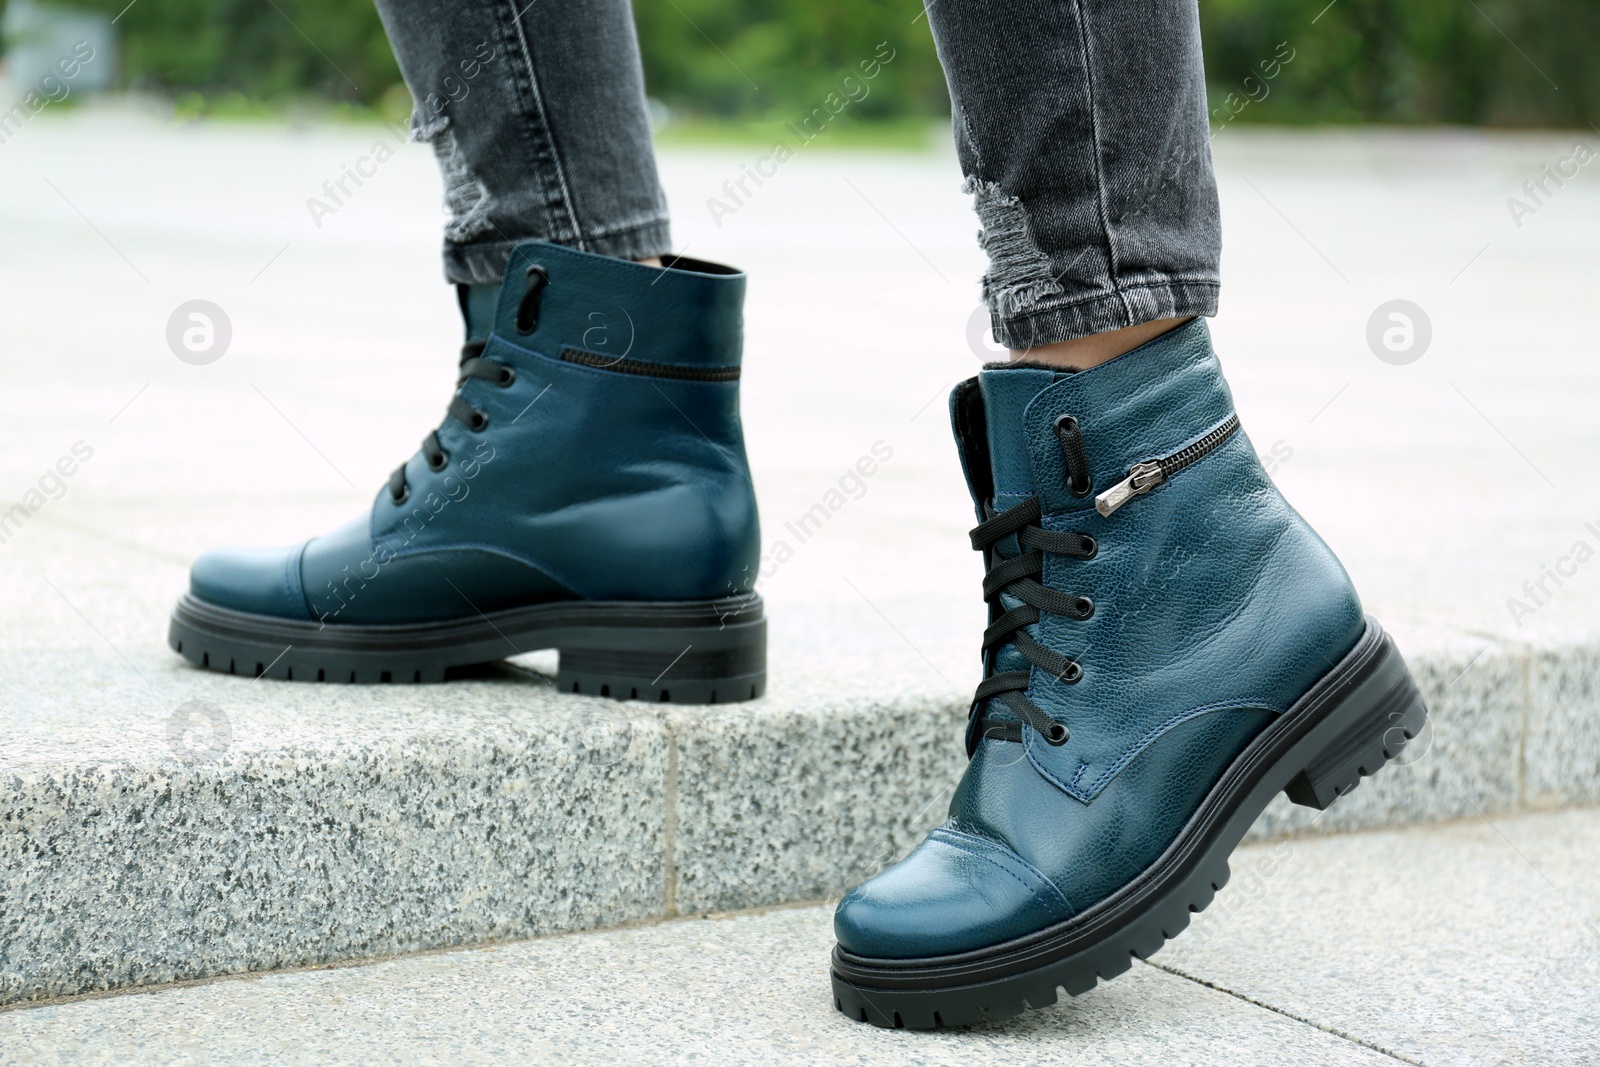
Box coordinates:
[1010,316,1193,370]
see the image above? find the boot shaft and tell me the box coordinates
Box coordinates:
[493,243,747,372]
[952,319,1365,774]
[353,243,759,605]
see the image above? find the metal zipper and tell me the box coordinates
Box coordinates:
[1094,413,1241,517]
[561,346,741,382]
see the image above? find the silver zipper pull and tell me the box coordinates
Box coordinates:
[1095,461,1164,517]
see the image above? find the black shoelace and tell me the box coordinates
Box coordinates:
[387,339,516,505]
[969,412,1101,749]
[387,265,550,505]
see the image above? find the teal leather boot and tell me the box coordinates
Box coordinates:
[830,319,1427,1025]
[170,243,765,701]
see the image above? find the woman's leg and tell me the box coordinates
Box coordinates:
[926,0,1220,363]
[372,0,671,282]
[830,1,1429,1026]
[170,3,767,699]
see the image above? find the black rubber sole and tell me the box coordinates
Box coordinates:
[830,616,1427,1028]
[168,592,766,704]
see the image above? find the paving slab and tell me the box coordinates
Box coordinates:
[0,909,1397,1067]
[1159,807,1600,1067]
[1,109,1598,1004]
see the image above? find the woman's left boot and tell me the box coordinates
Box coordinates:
[168,243,766,701]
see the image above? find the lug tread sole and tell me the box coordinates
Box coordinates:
[168,593,766,705]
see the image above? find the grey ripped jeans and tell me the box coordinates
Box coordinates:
[373,0,1220,347]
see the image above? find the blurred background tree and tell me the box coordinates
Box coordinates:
[46,0,403,106]
[6,0,1597,128]
[1201,0,1600,127]
[629,0,946,120]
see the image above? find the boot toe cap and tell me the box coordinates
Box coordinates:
[189,542,311,620]
[833,829,1075,960]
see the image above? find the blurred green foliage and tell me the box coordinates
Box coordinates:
[1202,0,1600,127]
[59,0,403,106]
[632,1,946,120]
[22,0,1600,128]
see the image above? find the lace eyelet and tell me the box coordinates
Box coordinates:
[391,486,410,506]
[1054,413,1094,497]
[1080,535,1098,560]
[1061,661,1083,684]
[470,411,490,432]
[498,366,516,387]
[1044,722,1070,745]
[516,264,549,335]
[1072,596,1095,620]
[427,452,450,472]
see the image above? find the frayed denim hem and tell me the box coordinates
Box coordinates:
[442,218,673,285]
[992,279,1220,350]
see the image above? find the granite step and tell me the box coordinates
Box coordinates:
[0,543,1591,1006]
[4,808,1594,1066]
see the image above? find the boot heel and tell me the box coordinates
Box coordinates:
[1284,643,1428,810]
[555,605,766,705]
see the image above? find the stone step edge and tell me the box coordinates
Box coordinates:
[0,634,1590,1006]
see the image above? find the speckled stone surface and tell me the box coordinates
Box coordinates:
[0,906,1400,1067]
[7,811,1593,1065]
[1243,622,1525,841]
[668,689,968,916]
[0,653,672,1006]
[1160,807,1600,1067]
[3,116,1600,1008]
[1525,636,1600,809]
